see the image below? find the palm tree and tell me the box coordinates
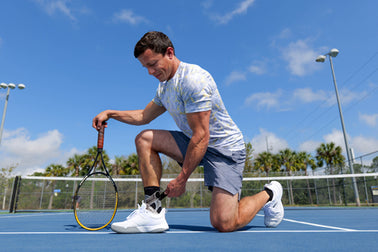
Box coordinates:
[278,148,297,205]
[271,154,282,174]
[123,154,139,175]
[112,156,124,177]
[316,142,345,204]
[67,154,85,177]
[44,164,69,209]
[110,154,140,176]
[254,151,274,177]
[79,146,111,176]
[279,149,297,175]
[370,156,378,172]
[66,153,87,202]
[1,165,16,210]
[296,151,316,205]
[244,142,254,173]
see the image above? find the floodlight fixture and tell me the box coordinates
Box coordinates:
[329,48,339,57]
[316,55,326,62]
[0,82,26,145]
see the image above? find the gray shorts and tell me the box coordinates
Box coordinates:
[169,131,246,196]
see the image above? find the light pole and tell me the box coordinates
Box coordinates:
[0,83,26,145]
[316,49,361,206]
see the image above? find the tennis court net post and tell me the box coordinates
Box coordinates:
[9,176,21,213]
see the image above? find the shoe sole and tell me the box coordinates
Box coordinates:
[111,224,169,234]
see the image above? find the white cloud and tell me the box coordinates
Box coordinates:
[250,129,289,156]
[201,0,214,9]
[224,71,247,86]
[293,88,329,103]
[339,89,367,105]
[248,60,267,75]
[299,140,322,153]
[359,113,378,127]
[277,28,292,40]
[292,130,378,164]
[33,0,77,21]
[270,28,292,48]
[224,60,268,86]
[317,129,378,158]
[282,39,321,76]
[318,88,367,107]
[244,89,283,110]
[209,0,256,24]
[245,86,365,111]
[351,136,378,155]
[112,9,148,25]
[322,129,347,151]
[0,128,80,175]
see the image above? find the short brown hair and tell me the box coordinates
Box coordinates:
[134,31,174,58]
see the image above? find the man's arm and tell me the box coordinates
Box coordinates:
[166,110,210,197]
[92,101,166,129]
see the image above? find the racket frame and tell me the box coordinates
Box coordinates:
[73,124,119,231]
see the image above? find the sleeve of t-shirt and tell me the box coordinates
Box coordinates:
[182,73,213,113]
[152,86,163,107]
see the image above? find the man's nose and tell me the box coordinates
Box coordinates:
[148,67,155,75]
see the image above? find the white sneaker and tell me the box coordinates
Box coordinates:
[111,202,169,233]
[263,181,284,228]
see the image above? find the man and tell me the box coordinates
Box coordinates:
[92,31,284,233]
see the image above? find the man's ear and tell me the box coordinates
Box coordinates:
[166,47,175,59]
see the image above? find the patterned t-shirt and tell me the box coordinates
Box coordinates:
[153,62,244,151]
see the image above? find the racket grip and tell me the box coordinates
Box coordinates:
[97,123,105,149]
[158,191,167,200]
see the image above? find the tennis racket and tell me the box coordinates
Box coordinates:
[73,123,118,231]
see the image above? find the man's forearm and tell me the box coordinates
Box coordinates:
[106,109,146,125]
[178,134,209,182]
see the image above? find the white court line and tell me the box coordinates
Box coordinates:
[282,218,357,231]
[1,230,378,235]
[0,212,71,218]
[257,214,356,231]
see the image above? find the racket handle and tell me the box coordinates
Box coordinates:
[97,123,106,149]
[158,191,167,200]
[145,190,168,205]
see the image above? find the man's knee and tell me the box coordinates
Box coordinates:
[210,188,240,232]
[210,214,237,232]
[135,130,153,149]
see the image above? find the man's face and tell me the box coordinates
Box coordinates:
[138,48,174,82]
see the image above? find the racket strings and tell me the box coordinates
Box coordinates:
[74,173,118,230]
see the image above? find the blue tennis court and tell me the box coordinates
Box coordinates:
[1,207,377,251]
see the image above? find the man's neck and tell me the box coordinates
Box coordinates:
[168,57,181,81]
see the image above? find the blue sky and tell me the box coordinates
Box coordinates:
[0,0,377,175]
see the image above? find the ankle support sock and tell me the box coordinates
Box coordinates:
[144,186,162,213]
[144,186,160,197]
[265,188,273,202]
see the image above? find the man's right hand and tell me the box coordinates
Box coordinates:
[92,111,109,130]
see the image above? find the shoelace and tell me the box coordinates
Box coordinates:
[126,203,147,220]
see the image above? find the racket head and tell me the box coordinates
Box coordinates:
[73,171,118,231]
